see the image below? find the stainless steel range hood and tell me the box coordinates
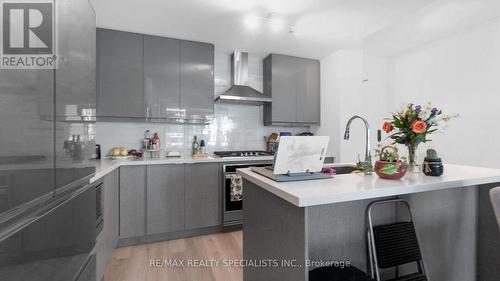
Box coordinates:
[215,51,272,105]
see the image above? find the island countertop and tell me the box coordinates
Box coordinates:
[236,164,500,207]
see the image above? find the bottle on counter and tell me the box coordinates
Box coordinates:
[152,132,160,151]
[95,144,101,160]
[200,139,206,154]
[143,130,151,150]
[192,136,199,155]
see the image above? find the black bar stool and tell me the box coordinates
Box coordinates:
[366,199,428,281]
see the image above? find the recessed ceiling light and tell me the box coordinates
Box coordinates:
[244,14,260,30]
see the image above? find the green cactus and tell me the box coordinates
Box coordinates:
[426,148,439,159]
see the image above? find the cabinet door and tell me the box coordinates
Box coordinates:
[96,172,114,280]
[146,165,185,234]
[55,0,96,118]
[97,29,144,118]
[296,58,320,124]
[270,54,298,123]
[112,170,119,244]
[119,166,146,238]
[185,163,221,229]
[144,36,180,119]
[180,41,214,121]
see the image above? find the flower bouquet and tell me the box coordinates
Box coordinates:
[382,103,456,171]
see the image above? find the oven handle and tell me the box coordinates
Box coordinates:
[225,173,239,179]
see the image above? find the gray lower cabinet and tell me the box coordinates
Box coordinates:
[97,29,144,118]
[95,169,119,280]
[180,41,215,121]
[119,166,146,238]
[184,163,221,229]
[263,54,320,126]
[144,35,180,119]
[146,165,185,234]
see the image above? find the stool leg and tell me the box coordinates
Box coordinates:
[367,231,375,280]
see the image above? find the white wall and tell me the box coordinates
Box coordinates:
[389,18,500,168]
[313,50,391,163]
[319,17,500,168]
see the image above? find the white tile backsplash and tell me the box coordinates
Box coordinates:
[96,104,308,156]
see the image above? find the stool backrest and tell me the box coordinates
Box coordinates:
[490,187,500,230]
[373,221,422,268]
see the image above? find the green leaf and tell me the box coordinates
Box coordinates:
[379,164,399,175]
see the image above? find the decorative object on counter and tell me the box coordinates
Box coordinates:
[322,167,336,176]
[423,148,444,176]
[374,146,407,180]
[192,136,200,156]
[355,154,373,175]
[166,151,181,158]
[382,102,457,172]
[152,132,161,151]
[192,138,208,158]
[128,149,142,158]
[200,139,206,154]
[94,144,101,160]
[108,147,133,160]
[143,129,152,150]
[265,133,279,153]
[107,147,142,160]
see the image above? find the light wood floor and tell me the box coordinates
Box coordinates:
[104,231,243,281]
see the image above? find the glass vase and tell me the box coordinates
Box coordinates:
[407,145,420,173]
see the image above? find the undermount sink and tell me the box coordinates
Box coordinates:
[324,164,360,175]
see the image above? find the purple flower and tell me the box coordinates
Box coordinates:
[415,105,422,113]
[431,108,438,115]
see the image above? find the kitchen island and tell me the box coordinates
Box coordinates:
[237,164,500,281]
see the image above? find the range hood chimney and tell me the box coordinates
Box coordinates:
[215,51,272,105]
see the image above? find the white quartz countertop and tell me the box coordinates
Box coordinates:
[236,164,500,207]
[90,155,274,183]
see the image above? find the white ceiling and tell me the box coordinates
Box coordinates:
[90,0,437,59]
[365,0,500,57]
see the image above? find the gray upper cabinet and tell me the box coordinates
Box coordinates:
[296,58,320,124]
[144,35,181,119]
[97,29,214,122]
[185,163,221,229]
[97,29,144,118]
[263,54,320,126]
[119,166,146,238]
[146,165,185,235]
[180,41,215,121]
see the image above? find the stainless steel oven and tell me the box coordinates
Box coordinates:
[223,162,272,227]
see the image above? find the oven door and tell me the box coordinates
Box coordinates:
[223,162,271,227]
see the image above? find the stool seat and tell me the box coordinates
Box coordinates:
[386,272,427,281]
[309,265,374,281]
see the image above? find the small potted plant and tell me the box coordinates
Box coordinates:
[423,148,444,176]
[374,146,407,180]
